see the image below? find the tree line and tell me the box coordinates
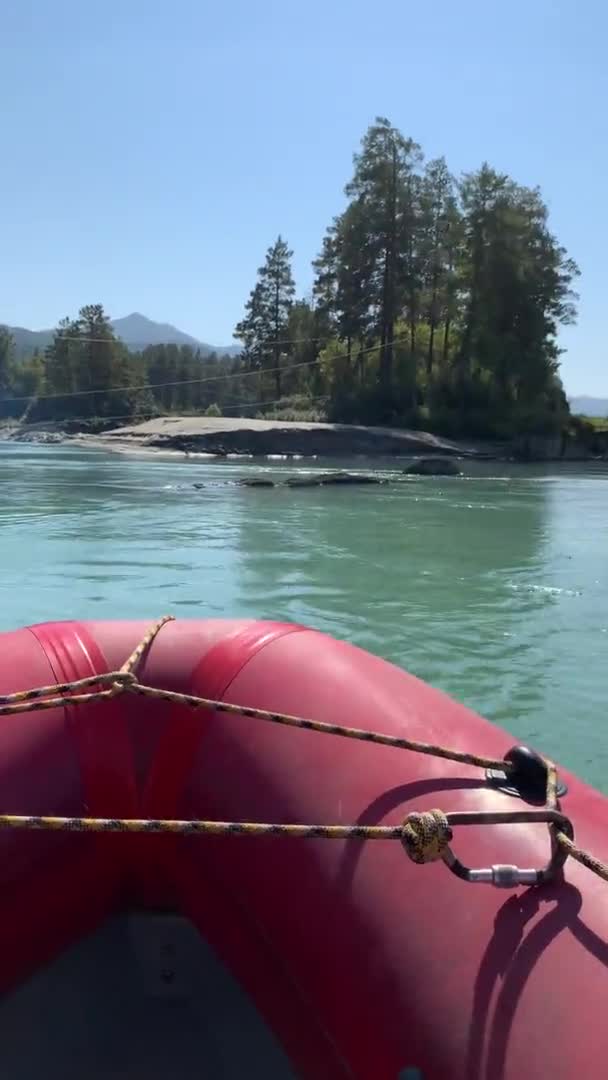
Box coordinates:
[1,117,579,437]
[0,307,254,425]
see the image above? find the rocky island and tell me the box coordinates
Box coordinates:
[2,415,605,461]
[86,416,479,458]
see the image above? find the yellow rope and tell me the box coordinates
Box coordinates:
[0,615,507,772]
[0,814,404,840]
[1,614,607,883]
[554,832,608,883]
[119,615,174,674]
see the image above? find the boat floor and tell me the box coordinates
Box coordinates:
[0,912,295,1079]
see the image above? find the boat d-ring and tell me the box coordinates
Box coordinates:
[486,745,568,803]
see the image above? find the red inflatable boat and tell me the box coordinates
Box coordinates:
[0,616,607,1080]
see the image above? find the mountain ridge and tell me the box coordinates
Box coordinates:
[568,396,608,418]
[3,312,240,359]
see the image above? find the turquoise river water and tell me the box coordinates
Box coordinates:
[1,443,607,789]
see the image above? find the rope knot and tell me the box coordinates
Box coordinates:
[401,809,452,864]
[111,671,138,687]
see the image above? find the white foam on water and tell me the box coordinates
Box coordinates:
[508,583,583,597]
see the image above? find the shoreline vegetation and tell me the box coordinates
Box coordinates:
[1,118,605,460]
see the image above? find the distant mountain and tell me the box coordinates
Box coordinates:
[7,326,54,358]
[569,396,608,418]
[112,313,203,349]
[4,312,241,360]
[110,313,240,354]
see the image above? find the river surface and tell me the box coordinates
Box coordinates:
[1,443,607,788]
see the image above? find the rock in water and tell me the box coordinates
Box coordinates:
[284,476,320,488]
[286,472,383,488]
[323,472,382,485]
[239,478,275,487]
[13,430,65,445]
[405,457,462,477]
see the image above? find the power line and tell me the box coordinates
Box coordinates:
[9,332,329,348]
[235,335,329,348]
[14,394,330,433]
[3,335,406,407]
[3,357,319,406]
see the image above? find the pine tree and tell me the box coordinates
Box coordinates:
[36,304,130,422]
[0,326,15,419]
[0,326,13,393]
[314,207,375,368]
[455,166,579,432]
[283,298,324,400]
[418,158,459,374]
[457,164,510,384]
[343,118,423,390]
[42,316,82,410]
[78,305,115,398]
[235,236,295,399]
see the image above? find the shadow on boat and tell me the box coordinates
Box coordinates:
[337,774,608,1079]
[466,880,608,1080]
[335,775,486,893]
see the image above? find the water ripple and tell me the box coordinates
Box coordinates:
[2,445,608,787]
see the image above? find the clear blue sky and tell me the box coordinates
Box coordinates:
[2,0,606,394]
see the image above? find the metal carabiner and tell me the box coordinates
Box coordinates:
[440,808,574,887]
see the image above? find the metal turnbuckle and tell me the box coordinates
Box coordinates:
[440,808,574,888]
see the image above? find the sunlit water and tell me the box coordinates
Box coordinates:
[1,444,607,788]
